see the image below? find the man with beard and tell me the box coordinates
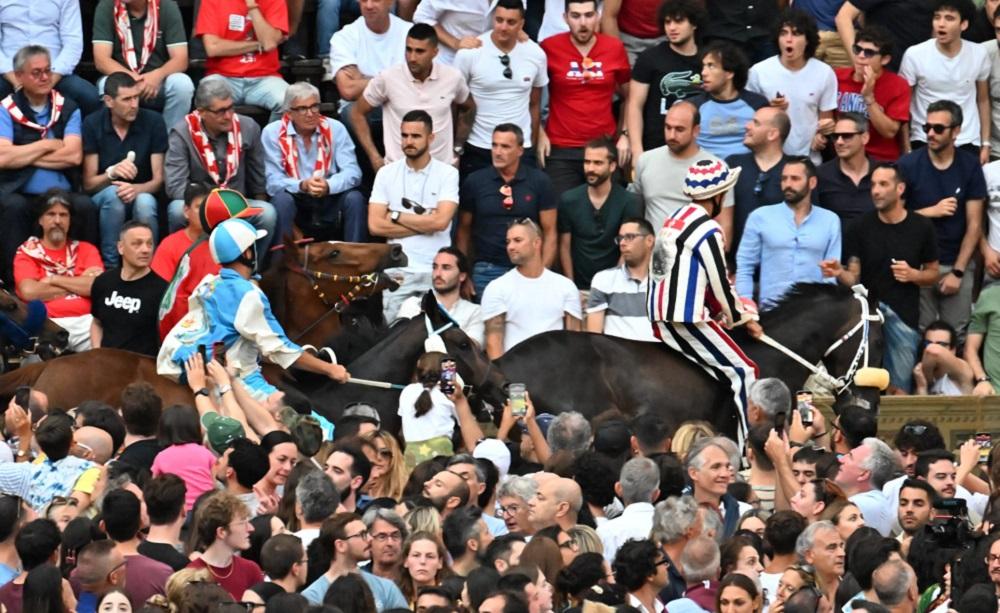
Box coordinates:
[363,508,408,582]
[302,513,408,609]
[821,163,939,392]
[558,136,641,291]
[482,219,581,359]
[421,469,470,519]
[14,191,104,352]
[897,479,936,554]
[397,247,484,344]
[368,109,459,323]
[323,441,372,514]
[587,218,657,342]
[736,156,841,307]
[89,221,166,356]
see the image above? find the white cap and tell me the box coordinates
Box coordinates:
[473,438,511,479]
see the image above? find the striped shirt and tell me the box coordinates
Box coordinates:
[647,204,753,325]
[587,265,658,342]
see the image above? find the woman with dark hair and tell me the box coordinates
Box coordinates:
[556,552,610,608]
[23,564,75,613]
[790,479,847,523]
[97,589,132,612]
[242,514,287,566]
[151,404,216,511]
[257,431,299,504]
[720,534,765,578]
[264,592,310,613]
[175,581,232,613]
[716,572,763,613]
[323,573,377,613]
[821,499,865,542]
[520,534,566,595]
[400,532,451,606]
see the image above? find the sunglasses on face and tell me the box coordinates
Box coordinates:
[851,43,880,58]
[923,123,955,135]
[833,131,862,141]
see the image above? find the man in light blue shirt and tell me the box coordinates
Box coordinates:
[0,1,101,115]
[302,513,408,611]
[262,82,366,245]
[736,156,841,307]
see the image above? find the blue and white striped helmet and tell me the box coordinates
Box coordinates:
[209,218,267,265]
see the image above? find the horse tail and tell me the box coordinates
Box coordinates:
[0,361,46,398]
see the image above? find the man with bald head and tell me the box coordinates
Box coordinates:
[72,426,114,465]
[632,100,734,240]
[447,454,509,535]
[528,475,583,531]
[422,470,470,519]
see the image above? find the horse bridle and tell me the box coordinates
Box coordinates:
[756,284,883,395]
[284,243,390,343]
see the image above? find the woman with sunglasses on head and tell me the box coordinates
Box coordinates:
[770,565,819,613]
[790,479,848,524]
[361,430,409,500]
[397,352,484,469]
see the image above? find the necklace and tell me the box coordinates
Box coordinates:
[205,559,235,579]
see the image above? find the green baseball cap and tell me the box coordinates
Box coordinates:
[202,412,246,455]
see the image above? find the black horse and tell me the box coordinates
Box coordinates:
[307,293,499,432]
[490,283,883,438]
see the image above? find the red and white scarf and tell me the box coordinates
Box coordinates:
[186,111,242,186]
[277,113,333,179]
[1,91,66,138]
[16,237,80,277]
[114,0,159,73]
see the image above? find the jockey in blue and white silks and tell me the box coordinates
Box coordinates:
[158,218,349,403]
[647,159,762,444]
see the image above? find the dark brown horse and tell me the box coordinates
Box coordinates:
[261,239,407,348]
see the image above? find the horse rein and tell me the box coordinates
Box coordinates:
[284,243,389,343]
[756,284,883,395]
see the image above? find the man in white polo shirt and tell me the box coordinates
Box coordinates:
[587,217,658,342]
[453,0,547,176]
[368,110,459,323]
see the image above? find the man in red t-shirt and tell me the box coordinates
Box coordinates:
[834,26,910,161]
[187,491,264,599]
[14,191,104,352]
[194,0,290,120]
[152,182,260,339]
[540,0,631,198]
[601,0,665,64]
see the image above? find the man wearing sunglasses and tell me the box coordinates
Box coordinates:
[899,0,990,163]
[896,99,987,339]
[833,27,910,162]
[815,113,875,224]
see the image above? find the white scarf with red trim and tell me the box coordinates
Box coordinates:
[277,113,333,179]
[1,91,66,138]
[186,111,242,186]
[16,237,80,277]
[114,0,159,73]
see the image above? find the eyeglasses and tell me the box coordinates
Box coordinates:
[371,531,403,543]
[987,554,1000,563]
[204,104,236,116]
[614,233,647,245]
[753,172,769,198]
[49,496,79,509]
[290,103,321,114]
[851,43,880,58]
[903,424,928,436]
[401,197,427,215]
[923,123,955,135]
[499,54,513,79]
[833,132,862,141]
[376,448,393,459]
[343,530,370,541]
[499,184,514,209]
[655,557,670,567]
[499,504,522,517]
[25,67,52,79]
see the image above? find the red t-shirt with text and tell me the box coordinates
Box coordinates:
[835,67,910,161]
[13,241,103,318]
[542,33,630,148]
[195,0,288,78]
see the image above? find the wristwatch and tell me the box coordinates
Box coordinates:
[194,387,211,397]
[976,376,992,384]
[390,211,401,224]
[951,268,965,278]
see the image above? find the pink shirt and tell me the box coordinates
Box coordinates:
[151,443,217,511]
[362,62,470,164]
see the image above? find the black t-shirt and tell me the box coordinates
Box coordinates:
[137,540,189,572]
[631,42,703,151]
[844,210,939,329]
[248,581,286,602]
[851,0,931,71]
[90,269,167,357]
[117,438,162,472]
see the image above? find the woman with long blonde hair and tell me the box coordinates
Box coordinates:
[361,430,409,500]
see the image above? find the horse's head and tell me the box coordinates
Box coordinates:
[0,287,68,359]
[284,239,408,280]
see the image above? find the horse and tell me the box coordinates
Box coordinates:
[261,239,407,348]
[0,288,69,365]
[488,283,883,438]
[0,295,497,425]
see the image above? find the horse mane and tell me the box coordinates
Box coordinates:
[759,282,856,324]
